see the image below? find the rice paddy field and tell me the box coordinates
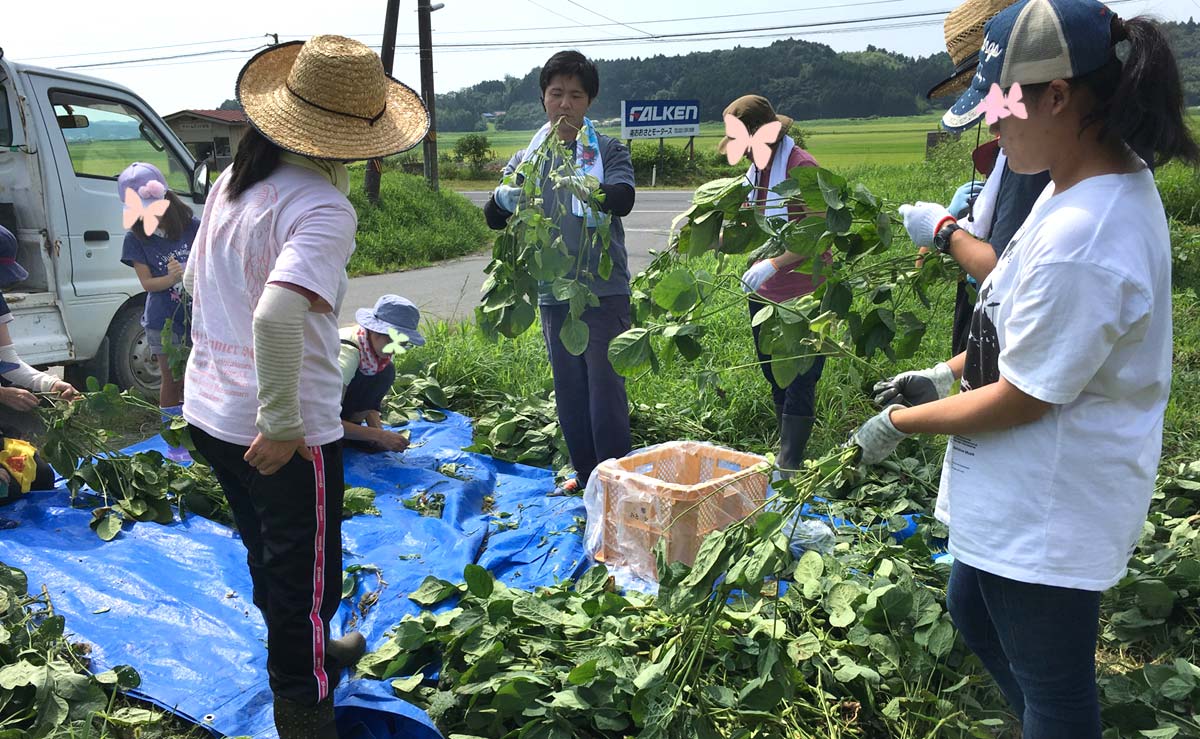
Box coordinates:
[441,113,946,171]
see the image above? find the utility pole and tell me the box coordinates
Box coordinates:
[365,0,401,204]
[418,0,440,191]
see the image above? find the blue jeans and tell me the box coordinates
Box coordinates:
[947,561,1102,738]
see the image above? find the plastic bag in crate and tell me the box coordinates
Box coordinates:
[583,441,770,589]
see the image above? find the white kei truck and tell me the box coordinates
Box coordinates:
[0,47,210,397]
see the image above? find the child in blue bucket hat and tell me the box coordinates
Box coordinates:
[337,295,425,452]
[850,0,1199,735]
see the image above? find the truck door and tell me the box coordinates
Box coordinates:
[23,76,194,297]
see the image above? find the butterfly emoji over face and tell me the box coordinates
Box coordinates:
[723,114,782,169]
[980,82,1028,126]
[122,186,170,237]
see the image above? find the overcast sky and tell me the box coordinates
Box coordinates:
[8,0,1199,116]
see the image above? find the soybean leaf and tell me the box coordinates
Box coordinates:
[567,659,598,686]
[652,269,700,315]
[608,329,654,376]
[825,206,852,235]
[344,487,380,518]
[463,564,494,599]
[817,169,847,210]
[559,316,590,357]
[409,576,461,607]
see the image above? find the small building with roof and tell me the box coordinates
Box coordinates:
[163,109,250,171]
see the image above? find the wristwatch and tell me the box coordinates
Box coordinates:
[933,221,962,255]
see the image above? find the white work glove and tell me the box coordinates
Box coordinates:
[493,184,522,213]
[849,405,910,465]
[872,362,956,408]
[898,202,955,249]
[740,259,779,293]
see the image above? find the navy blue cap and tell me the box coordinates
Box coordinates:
[942,0,1115,131]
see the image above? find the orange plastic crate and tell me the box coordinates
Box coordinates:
[592,441,770,583]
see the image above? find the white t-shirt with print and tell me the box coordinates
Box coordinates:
[936,167,1172,591]
[183,163,357,447]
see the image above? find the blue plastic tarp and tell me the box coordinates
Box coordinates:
[0,411,588,738]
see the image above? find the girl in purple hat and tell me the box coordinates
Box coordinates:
[117,162,199,419]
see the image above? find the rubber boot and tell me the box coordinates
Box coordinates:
[777,415,815,480]
[326,631,366,671]
[273,695,338,739]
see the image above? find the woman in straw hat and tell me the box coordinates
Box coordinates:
[852,0,1197,734]
[722,94,824,477]
[181,35,428,738]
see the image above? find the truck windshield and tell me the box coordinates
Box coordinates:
[49,90,189,192]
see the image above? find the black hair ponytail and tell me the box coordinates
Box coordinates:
[1078,16,1199,168]
[227,127,282,200]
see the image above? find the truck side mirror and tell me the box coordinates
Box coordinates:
[192,161,211,204]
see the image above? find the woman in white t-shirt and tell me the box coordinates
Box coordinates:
[181,36,428,738]
[850,1,1198,736]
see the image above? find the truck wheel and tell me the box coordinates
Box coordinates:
[63,336,111,389]
[108,301,160,399]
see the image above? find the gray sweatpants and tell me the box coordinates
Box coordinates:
[539,295,632,485]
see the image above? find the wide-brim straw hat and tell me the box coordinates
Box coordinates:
[926,0,1022,100]
[717,95,794,154]
[237,35,430,161]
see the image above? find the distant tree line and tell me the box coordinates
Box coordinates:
[429,23,1200,132]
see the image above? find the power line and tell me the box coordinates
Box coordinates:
[518,0,624,38]
[53,13,951,72]
[54,0,1143,73]
[54,10,948,71]
[521,0,623,38]
[377,0,1139,51]
[25,35,268,62]
[88,19,944,72]
[565,0,654,37]
[389,8,957,50]
[73,53,267,72]
[60,45,270,70]
[398,19,950,56]
[324,0,920,38]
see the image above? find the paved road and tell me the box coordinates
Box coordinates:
[339,190,694,326]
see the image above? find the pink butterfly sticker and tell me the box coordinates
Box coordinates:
[122,187,170,237]
[723,114,782,169]
[980,82,1028,126]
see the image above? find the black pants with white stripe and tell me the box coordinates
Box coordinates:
[189,425,345,705]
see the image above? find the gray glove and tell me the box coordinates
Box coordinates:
[849,405,909,465]
[493,184,522,213]
[872,362,955,408]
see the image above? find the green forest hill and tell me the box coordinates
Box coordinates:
[434,20,1200,132]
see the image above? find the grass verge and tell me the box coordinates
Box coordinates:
[346,168,490,277]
